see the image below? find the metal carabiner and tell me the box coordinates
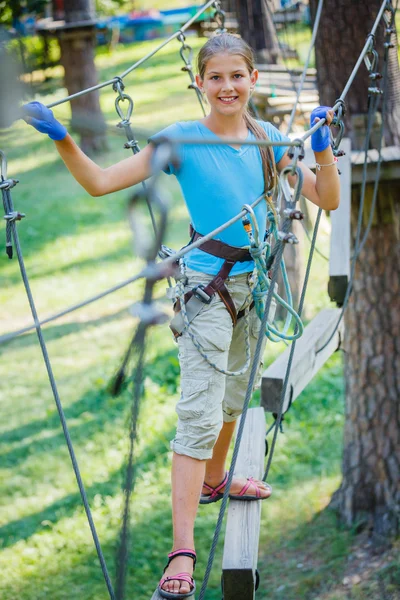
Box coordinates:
[279,165,304,208]
[242,203,261,246]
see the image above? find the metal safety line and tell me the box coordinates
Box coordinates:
[0,192,266,345]
[47,0,216,109]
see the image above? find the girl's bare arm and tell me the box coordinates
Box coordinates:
[55,134,154,196]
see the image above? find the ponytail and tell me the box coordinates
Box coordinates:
[243,110,277,196]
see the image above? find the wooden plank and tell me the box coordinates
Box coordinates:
[261,308,344,414]
[329,138,351,304]
[256,64,317,76]
[222,407,266,600]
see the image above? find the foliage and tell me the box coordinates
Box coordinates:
[0,0,48,26]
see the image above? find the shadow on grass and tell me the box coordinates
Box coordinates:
[0,340,178,450]
[0,414,176,550]
[1,241,136,288]
[0,306,133,355]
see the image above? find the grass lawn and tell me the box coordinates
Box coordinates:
[0,33,399,600]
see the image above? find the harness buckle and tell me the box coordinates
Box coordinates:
[192,284,212,304]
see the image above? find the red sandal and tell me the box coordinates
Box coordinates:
[158,548,196,599]
[200,471,272,504]
[200,471,229,504]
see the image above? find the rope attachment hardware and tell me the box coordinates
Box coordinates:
[113,77,134,123]
[330,99,346,158]
[363,39,385,95]
[177,31,206,116]
[212,0,227,34]
[1,149,24,260]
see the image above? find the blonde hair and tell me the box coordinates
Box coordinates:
[197,33,277,195]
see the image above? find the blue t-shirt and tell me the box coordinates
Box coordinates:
[149,120,289,275]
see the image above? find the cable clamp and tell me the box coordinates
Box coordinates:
[124,139,140,151]
[277,231,299,244]
[112,76,125,96]
[4,211,25,222]
[0,178,19,190]
[368,86,384,95]
[283,208,304,220]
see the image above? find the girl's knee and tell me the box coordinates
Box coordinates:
[173,411,223,459]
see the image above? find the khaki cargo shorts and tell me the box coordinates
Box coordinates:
[171,267,276,460]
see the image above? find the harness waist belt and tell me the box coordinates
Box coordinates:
[190,227,252,263]
[170,228,255,339]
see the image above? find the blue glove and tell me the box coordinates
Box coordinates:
[310,105,332,152]
[21,101,67,141]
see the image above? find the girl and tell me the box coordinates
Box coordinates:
[23,33,339,599]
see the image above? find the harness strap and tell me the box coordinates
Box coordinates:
[170,228,255,338]
[190,226,252,263]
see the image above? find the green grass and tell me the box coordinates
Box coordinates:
[0,34,398,600]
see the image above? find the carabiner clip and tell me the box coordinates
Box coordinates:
[279,165,304,208]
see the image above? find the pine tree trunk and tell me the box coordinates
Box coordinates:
[309,0,400,540]
[235,0,280,63]
[58,0,107,155]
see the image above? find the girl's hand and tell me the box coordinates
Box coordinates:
[310,105,334,152]
[21,101,67,141]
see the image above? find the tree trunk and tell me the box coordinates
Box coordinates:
[310,0,400,540]
[58,0,107,154]
[235,0,280,64]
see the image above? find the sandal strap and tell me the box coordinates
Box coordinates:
[237,477,260,498]
[202,471,229,498]
[164,548,197,572]
[160,573,194,586]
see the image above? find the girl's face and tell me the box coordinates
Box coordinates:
[196,53,258,118]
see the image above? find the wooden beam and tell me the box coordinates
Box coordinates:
[150,408,266,600]
[261,308,344,414]
[328,138,351,305]
[222,407,266,600]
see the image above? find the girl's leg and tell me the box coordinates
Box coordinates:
[161,452,205,595]
[203,420,270,497]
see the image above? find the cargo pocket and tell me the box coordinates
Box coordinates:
[177,378,210,420]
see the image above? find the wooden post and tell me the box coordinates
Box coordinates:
[151,408,266,600]
[328,138,351,305]
[222,407,266,600]
[261,308,344,413]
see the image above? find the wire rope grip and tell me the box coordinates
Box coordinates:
[0,177,19,191]
[277,231,299,245]
[284,208,304,221]
[4,210,25,223]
